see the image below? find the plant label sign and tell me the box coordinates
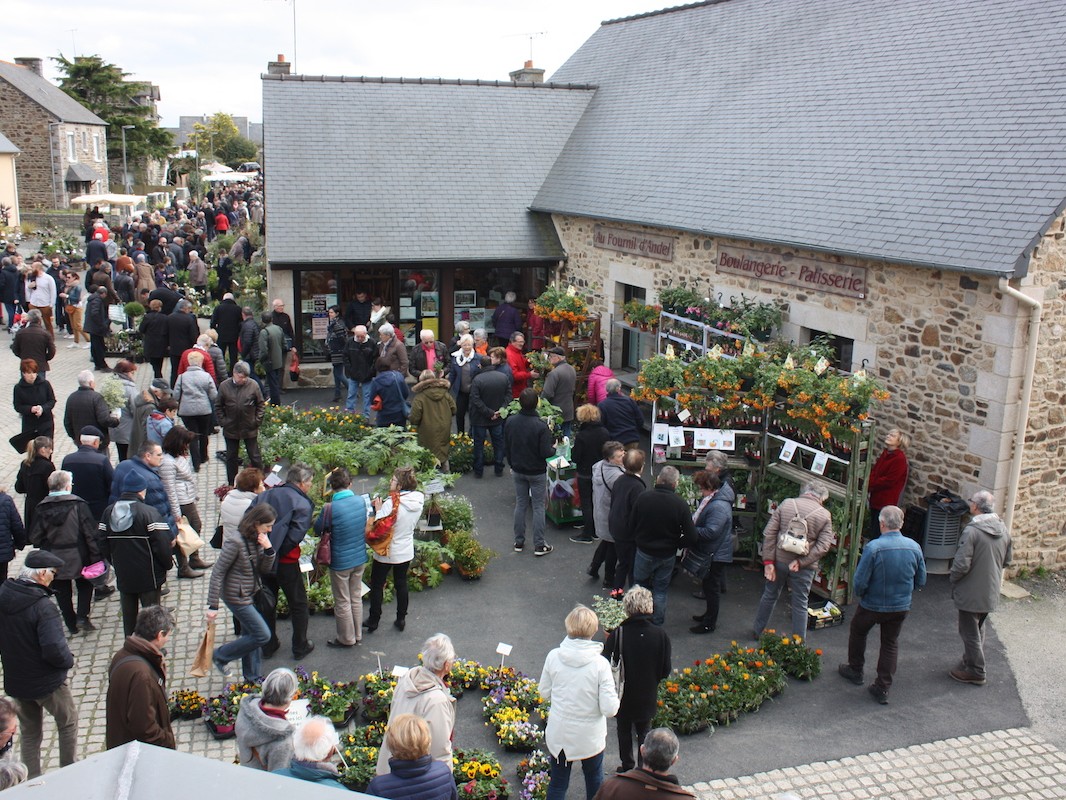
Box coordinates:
[669,427,685,447]
[778,440,798,463]
[652,424,669,445]
[496,643,513,656]
[693,429,713,450]
[677,408,692,423]
[811,452,830,475]
[392,665,410,678]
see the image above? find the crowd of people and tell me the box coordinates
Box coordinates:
[0,207,1015,792]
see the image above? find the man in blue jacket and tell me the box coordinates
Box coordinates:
[838,505,926,705]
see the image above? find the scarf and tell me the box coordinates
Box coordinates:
[452,348,476,367]
[692,493,713,523]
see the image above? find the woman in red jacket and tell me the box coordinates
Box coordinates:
[866,428,909,540]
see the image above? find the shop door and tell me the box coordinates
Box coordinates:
[339,270,394,310]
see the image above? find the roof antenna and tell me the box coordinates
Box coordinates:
[505,31,547,63]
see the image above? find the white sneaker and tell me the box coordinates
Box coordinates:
[66,343,77,349]
[81,343,91,349]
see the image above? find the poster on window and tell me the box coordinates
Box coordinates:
[454,290,476,307]
[311,313,328,339]
[421,292,439,317]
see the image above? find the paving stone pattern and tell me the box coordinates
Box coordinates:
[3,323,1066,795]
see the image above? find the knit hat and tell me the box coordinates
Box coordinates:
[123,471,149,493]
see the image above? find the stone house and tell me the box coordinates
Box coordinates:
[0,58,109,209]
[262,0,1066,568]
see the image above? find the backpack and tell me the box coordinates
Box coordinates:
[779,499,812,556]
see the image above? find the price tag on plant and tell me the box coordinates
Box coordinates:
[778,440,797,462]
[652,423,669,445]
[496,643,513,656]
[392,665,410,678]
[811,451,829,475]
[299,556,314,573]
[677,408,692,423]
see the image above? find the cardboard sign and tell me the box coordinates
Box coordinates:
[811,451,830,475]
[778,440,797,462]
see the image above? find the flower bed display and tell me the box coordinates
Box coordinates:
[533,284,588,327]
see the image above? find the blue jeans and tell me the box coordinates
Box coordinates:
[471,424,504,476]
[633,550,676,625]
[214,601,271,681]
[346,378,372,417]
[332,364,346,398]
[513,471,547,549]
[560,420,573,441]
[753,562,816,639]
[546,749,603,800]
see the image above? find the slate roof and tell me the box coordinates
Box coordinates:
[0,61,106,126]
[65,163,101,182]
[262,76,595,264]
[533,0,1066,277]
[0,132,18,154]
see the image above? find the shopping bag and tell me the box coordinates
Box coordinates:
[176,518,205,556]
[189,620,216,678]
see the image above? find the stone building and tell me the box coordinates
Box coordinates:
[261,0,1066,568]
[0,58,109,209]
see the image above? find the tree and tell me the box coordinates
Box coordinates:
[189,113,259,168]
[53,54,174,165]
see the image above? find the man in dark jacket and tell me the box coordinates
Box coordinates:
[629,466,697,625]
[541,347,576,440]
[210,293,243,367]
[0,256,20,331]
[63,370,119,449]
[598,379,644,450]
[469,352,511,479]
[258,312,286,405]
[106,604,176,750]
[238,305,260,365]
[167,300,200,388]
[408,329,448,379]
[0,549,78,777]
[83,286,111,372]
[10,309,55,381]
[250,463,315,659]
[503,388,555,557]
[109,441,179,545]
[147,283,181,315]
[215,362,265,484]
[99,470,174,636]
[344,289,372,330]
[60,425,114,520]
[593,728,694,800]
[343,325,378,417]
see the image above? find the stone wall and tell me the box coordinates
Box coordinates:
[554,213,1058,569]
[1011,212,1066,568]
[0,80,59,208]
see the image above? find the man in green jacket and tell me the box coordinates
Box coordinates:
[258,312,285,405]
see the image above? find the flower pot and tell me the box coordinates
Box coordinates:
[330,706,357,729]
[457,566,483,581]
[204,718,236,740]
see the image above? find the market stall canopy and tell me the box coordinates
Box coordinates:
[201,161,234,174]
[4,740,369,799]
[203,172,254,183]
[70,193,147,209]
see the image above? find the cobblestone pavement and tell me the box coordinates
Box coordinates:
[2,310,1065,795]
[692,728,1066,800]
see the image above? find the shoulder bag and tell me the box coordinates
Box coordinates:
[779,499,812,556]
[366,491,400,557]
[315,502,333,566]
[244,539,275,620]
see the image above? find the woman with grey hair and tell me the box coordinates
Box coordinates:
[753,481,835,639]
[376,633,456,775]
[0,761,27,790]
[235,667,297,771]
[603,587,671,772]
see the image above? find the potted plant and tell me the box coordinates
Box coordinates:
[446,530,497,579]
[621,300,661,330]
[533,284,588,328]
[657,283,704,315]
[338,746,380,791]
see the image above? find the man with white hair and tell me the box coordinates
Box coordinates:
[376,633,456,775]
[948,490,1012,686]
[377,322,409,375]
[63,371,119,450]
[409,328,447,379]
[272,716,344,788]
[60,426,114,520]
[0,549,78,777]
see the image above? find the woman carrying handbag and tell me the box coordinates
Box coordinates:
[364,466,424,633]
[205,504,277,681]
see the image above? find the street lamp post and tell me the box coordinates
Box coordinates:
[120,124,135,194]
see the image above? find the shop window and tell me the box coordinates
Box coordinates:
[398,268,440,347]
[451,265,549,343]
[296,270,338,360]
[93,134,101,162]
[804,327,854,372]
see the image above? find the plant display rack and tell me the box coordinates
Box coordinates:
[657,310,748,357]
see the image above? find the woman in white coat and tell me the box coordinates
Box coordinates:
[539,605,620,800]
[364,466,424,633]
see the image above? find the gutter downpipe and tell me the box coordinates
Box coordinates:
[997,276,1041,533]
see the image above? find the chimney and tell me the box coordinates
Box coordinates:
[509,60,545,84]
[267,54,291,76]
[14,57,43,78]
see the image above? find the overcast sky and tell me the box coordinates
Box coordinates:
[7,0,657,128]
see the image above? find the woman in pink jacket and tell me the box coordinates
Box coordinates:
[586,361,615,406]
